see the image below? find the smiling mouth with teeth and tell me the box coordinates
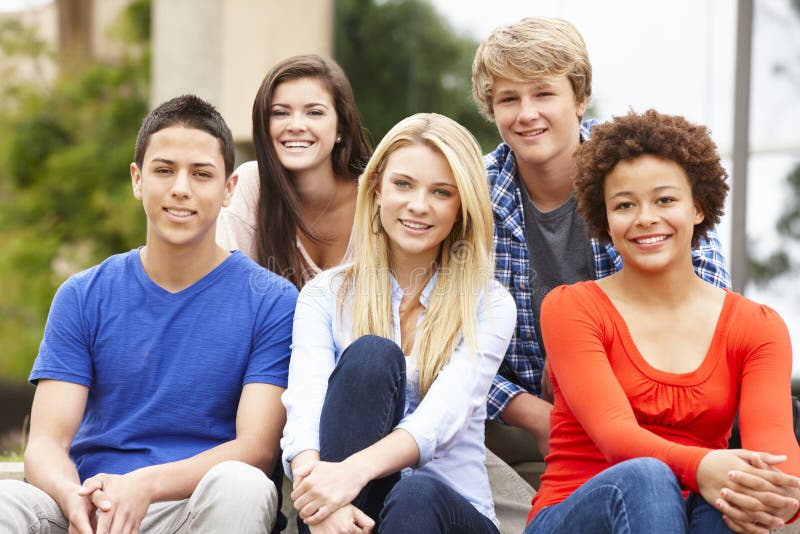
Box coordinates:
[165,208,195,217]
[520,128,547,137]
[401,220,432,230]
[283,141,312,149]
[633,235,669,245]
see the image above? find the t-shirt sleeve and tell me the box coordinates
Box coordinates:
[736,302,800,475]
[541,284,710,492]
[29,277,93,387]
[243,271,298,388]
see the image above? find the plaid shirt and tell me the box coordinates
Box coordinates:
[486,120,732,420]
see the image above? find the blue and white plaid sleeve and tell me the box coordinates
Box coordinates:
[487,372,526,420]
[691,228,731,289]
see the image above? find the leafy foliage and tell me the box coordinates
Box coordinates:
[0,0,150,381]
[334,0,501,151]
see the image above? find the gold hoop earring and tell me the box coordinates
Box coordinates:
[371,209,382,235]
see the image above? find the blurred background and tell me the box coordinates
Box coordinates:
[0,0,798,455]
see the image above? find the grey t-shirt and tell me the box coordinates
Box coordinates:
[518,179,594,357]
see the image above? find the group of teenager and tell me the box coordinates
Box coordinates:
[0,15,798,534]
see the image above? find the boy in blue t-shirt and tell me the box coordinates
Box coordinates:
[0,95,298,533]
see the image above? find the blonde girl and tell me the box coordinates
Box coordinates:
[282,113,516,534]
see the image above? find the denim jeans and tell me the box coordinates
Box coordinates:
[525,458,733,534]
[298,335,498,534]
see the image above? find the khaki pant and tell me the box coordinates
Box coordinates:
[485,419,544,466]
[0,461,278,534]
[485,420,544,534]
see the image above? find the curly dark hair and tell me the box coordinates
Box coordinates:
[573,109,729,247]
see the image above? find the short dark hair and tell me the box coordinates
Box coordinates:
[134,94,235,177]
[574,109,729,247]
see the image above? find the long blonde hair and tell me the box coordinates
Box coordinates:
[338,113,494,396]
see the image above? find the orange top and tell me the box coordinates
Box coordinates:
[530,281,799,520]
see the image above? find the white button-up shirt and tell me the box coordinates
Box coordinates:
[281,265,516,526]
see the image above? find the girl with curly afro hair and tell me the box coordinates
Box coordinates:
[526,110,800,534]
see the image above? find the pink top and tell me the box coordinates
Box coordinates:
[216,161,354,273]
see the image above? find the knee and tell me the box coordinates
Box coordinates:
[197,461,277,508]
[625,457,675,479]
[336,335,405,384]
[615,458,681,497]
[0,480,65,532]
[0,479,27,499]
[190,461,278,532]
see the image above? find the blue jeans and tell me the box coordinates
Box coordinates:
[298,335,497,534]
[525,458,733,534]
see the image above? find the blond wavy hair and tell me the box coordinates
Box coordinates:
[338,113,494,396]
[472,17,592,120]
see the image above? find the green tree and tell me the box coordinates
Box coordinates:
[0,0,150,381]
[334,0,500,151]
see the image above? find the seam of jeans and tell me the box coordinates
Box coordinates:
[547,484,630,534]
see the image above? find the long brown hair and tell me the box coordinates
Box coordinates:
[251,54,372,287]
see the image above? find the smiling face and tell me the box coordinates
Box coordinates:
[375,143,462,268]
[269,77,339,176]
[604,154,704,274]
[491,74,585,176]
[131,126,233,252]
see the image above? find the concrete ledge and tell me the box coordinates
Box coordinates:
[0,462,24,481]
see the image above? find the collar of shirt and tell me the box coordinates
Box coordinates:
[389,268,439,309]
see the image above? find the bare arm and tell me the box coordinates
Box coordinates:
[83,382,285,533]
[500,392,552,456]
[24,379,95,534]
[150,382,283,496]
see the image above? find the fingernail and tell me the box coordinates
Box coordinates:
[794,500,799,508]
[716,499,724,508]
[101,500,111,508]
[721,489,728,497]
[728,471,736,479]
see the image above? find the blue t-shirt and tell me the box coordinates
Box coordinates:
[30,249,298,482]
